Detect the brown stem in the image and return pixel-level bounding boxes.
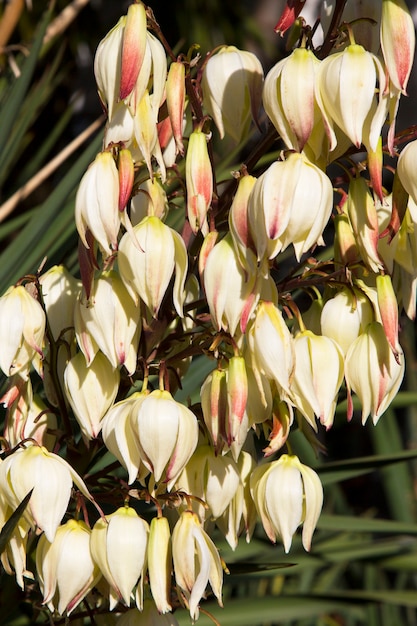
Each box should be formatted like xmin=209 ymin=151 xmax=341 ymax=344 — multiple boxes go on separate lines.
xmin=316 ymin=0 xmax=348 ymax=59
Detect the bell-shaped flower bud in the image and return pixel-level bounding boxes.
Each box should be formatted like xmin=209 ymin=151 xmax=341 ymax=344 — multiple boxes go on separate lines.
xmin=118 ymin=216 xmax=188 ymax=318
xmin=345 ymin=321 xmax=405 ymax=424
xmin=248 ymin=152 xmax=333 ymax=262
xmin=274 ymin=0 xmax=305 ymax=35
xmin=64 ymin=351 xmax=120 ymax=441
xmin=75 ymin=151 xmax=120 ymax=256
xmin=186 ymin=129 xmax=213 ymax=236
xmin=397 ymin=139 xmax=417 ymax=205
xmin=347 ymin=175 xmax=384 ymax=272
xmin=0 ymin=284 xmax=45 ymax=377
xmin=135 ymin=390 xmax=199 ymax=488
xmin=166 ymin=61 xmax=186 ymax=155
xmin=198 ymin=230 xmax=218 ymax=285
xmin=376 ymin=273 xmax=400 ymax=358
xmin=39 ymin=265 xmax=80 ymax=343
xmin=148 ymin=516 xmax=172 ymax=614
xmin=334 ymin=206 xmax=361 ymax=267
xmin=250 ymin=454 xmax=323 ymax=553
xmin=101 ymin=392 xmax=149 ymax=485
xmin=263 ymin=47 xmax=321 ymax=152
xmin=75 ymin=270 xmax=141 ymax=375
xmin=247 ymin=301 xmax=295 ymax=398
xmin=245 ymin=358 xmax=273 ymax=426
xmin=320 ymin=287 xmax=374 ymax=356
xmin=201 ymin=367 xmax=228 ymax=454
xmin=91 ymin=506 xmax=149 ymax=609
xmin=115 ymin=600 xmax=180 ymax=626
xmin=36 ymin=519 xmax=101 ymax=615
xmin=290 ymin=330 xmax=344 ymax=430
xmin=118 ymin=148 xmax=135 ymax=211
xmin=315 ymin=43 xmax=388 ymax=153
xmin=228 ymin=173 xmax=257 ymax=271
xmin=227 ymin=356 xmax=248 ymax=446
xmin=381 ymin=0 xmax=415 ymax=95
xmin=119 ymin=2 xmax=147 ymax=100
xmin=201 ymin=46 xmax=263 ymax=143
xmin=0 ymin=444 xmax=92 ymax=542
xmin=130 ymin=177 xmax=169 ymax=225
xmin=203 ymin=233 xmax=258 ymax=336
xmin=172 ymin=510 xmax=223 ymax=620
xmin=133 ymin=90 xmax=166 ymax=181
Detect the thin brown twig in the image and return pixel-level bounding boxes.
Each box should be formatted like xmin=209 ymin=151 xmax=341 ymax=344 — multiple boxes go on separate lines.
xmin=0 ymin=115 xmax=105 ymax=222
xmin=43 ymin=0 xmax=91 ymax=46
xmin=0 ymin=0 xmax=25 ymax=51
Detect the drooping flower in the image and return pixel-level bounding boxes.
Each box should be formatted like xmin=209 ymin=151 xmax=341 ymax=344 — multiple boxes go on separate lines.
xmin=248 ymin=152 xmax=333 ymax=262
xmin=201 ymin=46 xmax=263 ymax=142
xmin=250 ymin=454 xmax=323 ymax=552
xmin=290 ymin=330 xmax=344 ymax=430
xmin=0 ymin=284 xmax=45 ymax=377
xmin=75 ymin=270 xmax=141 ymax=375
xmin=90 ymin=506 xmax=149 ymax=609
xmin=320 ymin=287 xmax=374 ymax=356
xmin=185 ymin=129 xmax=213 ymax=236
xmin=315 ymin=43 xmax=388 ymax=153
xmin=344 ymin=321 xmax=405 ymax=424
xmin=64 ymin=351 xmax=120 ymax=440
xmin=75 ymin=151 xmax=120 ymax=256
xmin=0 ymin=444 xmax=92 ymax=542
xmin=263 ymin=47 xmax=321 ymax=153
xmin=172 ymin=510 xmax=223 ymax=619
xmin=36 ymin=519 xmax=101 ymax=615
xmin=118 ymin=216 xmax=188 ymax=318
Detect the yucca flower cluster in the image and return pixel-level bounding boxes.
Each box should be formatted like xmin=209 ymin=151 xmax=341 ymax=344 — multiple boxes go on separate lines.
xmin=0 ymin=0 xmax=416 ymax=623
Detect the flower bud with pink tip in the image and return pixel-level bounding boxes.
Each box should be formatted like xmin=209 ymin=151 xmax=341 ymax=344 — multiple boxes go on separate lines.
xmin=119 ymin=2 xmax=147 ymax=101
xmin=381 ymin=0 xmax=415 ymax=95
xmin=186 ymin=129 xmax=213 ymax=235
xmin=166 ymin=61 xmax=186 ymax=155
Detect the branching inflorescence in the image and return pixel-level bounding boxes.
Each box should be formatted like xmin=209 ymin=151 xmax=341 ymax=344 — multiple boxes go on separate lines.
xmin=0 ymin=0 xmax=416 ymax=623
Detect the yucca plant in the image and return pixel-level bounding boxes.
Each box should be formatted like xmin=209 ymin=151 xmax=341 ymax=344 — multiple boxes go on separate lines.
xmin=1 ymin=1 xmax=417 ymax=626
